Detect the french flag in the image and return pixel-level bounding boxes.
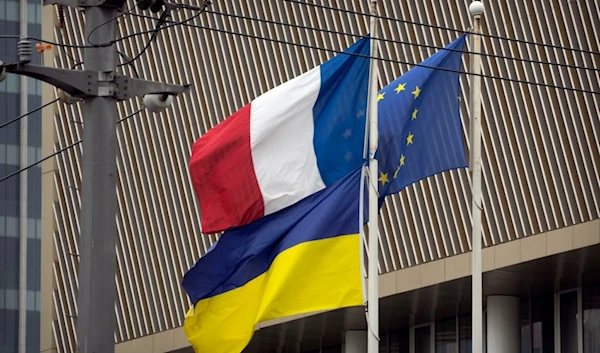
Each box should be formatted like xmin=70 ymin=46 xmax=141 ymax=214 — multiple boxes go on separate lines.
xmin=189 ymin=37 xmax=371 ymax=233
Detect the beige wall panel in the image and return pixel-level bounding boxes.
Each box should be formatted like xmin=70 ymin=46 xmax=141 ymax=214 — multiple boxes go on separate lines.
xmin=42 ymin=0 xmax=599 ymax=350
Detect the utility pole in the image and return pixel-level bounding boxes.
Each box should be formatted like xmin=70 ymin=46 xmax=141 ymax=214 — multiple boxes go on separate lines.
xmin=0 ymin=0 xmax=191 ymax=352
xmin=78 ymin=4 xmax=120 ymax=353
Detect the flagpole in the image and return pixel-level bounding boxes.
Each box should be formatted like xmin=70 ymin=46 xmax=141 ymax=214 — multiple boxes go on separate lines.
xmin=468 ymin=2 xmax=485 ymax=353
xmin=366 ymin=0 xmax=380 ymax=352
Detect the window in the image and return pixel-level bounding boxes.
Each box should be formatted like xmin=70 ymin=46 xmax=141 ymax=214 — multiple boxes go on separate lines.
xmin=26 ymin=3 xmax=35 ymax=23
xmin=522 ymin=300 xmax=531 ymax=353
xmin=4 ymin=73 xmax=19 ymax=93
xmin=5 ymin=1 xmax=18 ymax=21
xmin=436 ymin=318 xmax=457 ymax=353
xmin=559 ymin=291 xmax=578 ymax=353
xmin=532 ymin=294 xmax=554 ymax=353
xmin=415 ymin=325 xmax=432 ymax=353
xmin=0 ymin=0 xmax=6 ymax=21
xmin=459 ymin=315 xmax=472 ymax=353
xmin=389 ymin=328 xmax=409 ymax=353
xmin=583 ymin=285 xmax=600 ymax=353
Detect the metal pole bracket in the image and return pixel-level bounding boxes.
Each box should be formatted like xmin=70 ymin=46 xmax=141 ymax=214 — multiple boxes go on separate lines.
xmin=4 ymin=63 xmax=97 ymax=98
xmin=114 ymin=74 xmax=192 ymax=101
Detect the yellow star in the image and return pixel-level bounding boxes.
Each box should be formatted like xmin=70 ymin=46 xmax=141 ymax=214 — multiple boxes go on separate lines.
xmin=377 ymin=92 xmax=385 ymax=102
xmin=407 ymin=133 xmax=414 ymax=145
xmin=394 ymin=83 xmax=406 ymax=94
xmin=411 ymin=108 xmax=418 ymax=120
xmin=412 ymin=86 xmax=421 ymax=99
xmin=394 ymin=154 xmax=406 ymax=179
xmin=378 ymin=172 xmax=389 ymax=185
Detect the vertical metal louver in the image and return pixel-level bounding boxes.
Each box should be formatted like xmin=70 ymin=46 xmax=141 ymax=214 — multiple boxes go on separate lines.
xmin=46 ymin=0 xmax=599 ymax=349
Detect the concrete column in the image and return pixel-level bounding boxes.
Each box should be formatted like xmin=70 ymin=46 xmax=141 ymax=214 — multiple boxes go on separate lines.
xmin=486 ymin=295 xmax=520 ymax=353
xmin=344 ymin=330 xmax=366 ymax=353
xmin=39 ymin=5 xmax=59 ymax=353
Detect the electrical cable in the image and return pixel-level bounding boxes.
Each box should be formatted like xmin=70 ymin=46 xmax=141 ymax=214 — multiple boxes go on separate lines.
xmin=283 ymin=0 xmax=600 ymax=56
xmin=129 ymin=13 xmax=600 ymax=96
xmin=0 ymin=1 xmax=209 ymax=49
xmin=2 ymin=1 xmax=598 ymax=58
xmin=107 ymin=1 xmax=210 ymax=47
xmin=117 ymin=50 xmax=140 ymax=77
xmin=61 ymin=47 xmax=83 ymax=69
xmin=0 ymin=108 xmax=144 ymax=183
xmin=0 ymin=140 xmax=82 ymax=183
xmin=117 ymin=108 xmax=143 ymax=122
xmin=117 ymin=10 xmax=171 ymax=68
xmin=86 ymin=1 xmax=140 ymax=47
xmin=205 ymin=9 xmax=600 ymax=73
xmin=113 ymin=0 xmax=210 ymax=68
xmin=0 ymin=98 xmax=60 ymax=130
xmin=0 ymin=35 xmax=94 ymax=49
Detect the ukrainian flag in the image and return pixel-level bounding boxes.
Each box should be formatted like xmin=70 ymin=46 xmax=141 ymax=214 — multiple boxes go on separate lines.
xmin=182 ymin=168 xmax=364 ymax=353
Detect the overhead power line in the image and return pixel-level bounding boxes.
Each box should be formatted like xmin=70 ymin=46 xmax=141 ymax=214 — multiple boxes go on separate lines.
xmin=0 ymin=98 xmax=60 ymax=130
xmin=0 ymin=2 xmax=209 ymax=50
xmin=283 ymin=0 xmax=600 ymax=56
xmin=86 ymin=0 xmax=139 ymax=47
xmin=0 ymin=35 xmax=94 ymax=49
xmin=0 ymin=108 xmax=144 ymax=184
xmin=117 ymin=108 xmax=143 ymax=122
xmin=116 ymin=5 xmax=190 ymax=68
xmin=101 ymin=1 xmax=210 ymax=47
xmin=0 ymin=140 xmax=82 ymax=183
xmin=205 ymin=9 xmax=600 ymax=73
xmin=130 ymin=13 xmax=599 ymax=96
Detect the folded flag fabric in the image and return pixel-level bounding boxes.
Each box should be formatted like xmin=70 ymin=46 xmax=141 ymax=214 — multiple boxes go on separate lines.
xmin=182 ymin=168 xmax=364 ymax=353
xmin=189 ymin=37 xmax=371 ymax=234
xmin=376 ymin=34 xmax=468 ymax=200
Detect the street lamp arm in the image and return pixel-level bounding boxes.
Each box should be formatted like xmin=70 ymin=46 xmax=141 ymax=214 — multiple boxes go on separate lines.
xmin=3 ymin=63 xmax=94 ymax=97
xmin=115 ymin=74 xmax=192 ymax=101
xmin=2 ymin=62 xmax=191 ymax=101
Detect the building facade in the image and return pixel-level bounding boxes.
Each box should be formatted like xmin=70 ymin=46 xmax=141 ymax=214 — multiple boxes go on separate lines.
xmin=39 ymin=0 xmax=599 ymax=352
xmin=0 ymin=1 xmax=45 ymax=353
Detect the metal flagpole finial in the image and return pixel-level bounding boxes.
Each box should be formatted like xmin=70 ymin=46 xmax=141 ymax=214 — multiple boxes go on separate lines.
xmin=469 ymin=1 xmax=485 ymax=17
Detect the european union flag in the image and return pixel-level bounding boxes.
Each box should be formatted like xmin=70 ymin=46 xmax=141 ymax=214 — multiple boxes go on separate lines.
xmin=375 ymin=34 xmax=468 ymax=200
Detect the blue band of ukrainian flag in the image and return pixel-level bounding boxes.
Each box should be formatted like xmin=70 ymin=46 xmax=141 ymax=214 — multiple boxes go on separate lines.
xmin=182 ymin=168 xmax=364 ymax=353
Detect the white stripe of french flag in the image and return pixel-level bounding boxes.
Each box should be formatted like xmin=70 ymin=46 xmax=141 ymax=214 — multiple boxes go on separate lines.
xmin=189 ymin=37 xmax=371 ymax=233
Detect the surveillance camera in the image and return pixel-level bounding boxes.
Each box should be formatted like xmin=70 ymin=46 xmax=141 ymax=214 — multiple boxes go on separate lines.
xmin=143 ymin=93 xmax=173 ymax=113
xmin=0 ymin=61 xmax=7 ymax=83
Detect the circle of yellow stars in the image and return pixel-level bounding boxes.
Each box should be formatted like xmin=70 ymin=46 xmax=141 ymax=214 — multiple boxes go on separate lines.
xmin=376 ymin=83 xmax=422 ymax=187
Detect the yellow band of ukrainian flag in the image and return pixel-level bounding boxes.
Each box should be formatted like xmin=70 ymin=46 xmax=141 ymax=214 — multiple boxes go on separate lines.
xmin=182 ymin=168 xmax=364 ymax=353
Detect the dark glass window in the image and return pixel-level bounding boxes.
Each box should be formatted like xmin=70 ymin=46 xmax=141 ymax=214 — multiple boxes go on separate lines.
xmin=388 ymin=328 xmax=409 ymax=353
xmin=436 ymin=317 xmax=457 ymax=353
xmin=1 ymin=308 xmax=18 ymax=347
xmin=25 ymin=310 xmax=40 ymax=353
xmin=459 ymin=314 xmax=471 ymax=353
xmin=415 ymin=325 xmax=431 ymax=353
xmin=560 ymin=291 xmax=578 ymax=353
xmin=532 ymin=294 xmax=554 ymax=353
xmin=584 ymin=284 xmax=600 ymax=353
xmin=521 ymin=300 xmax=531 ymax=353
xmin=26 ymin=239 xmax=40 ymax=291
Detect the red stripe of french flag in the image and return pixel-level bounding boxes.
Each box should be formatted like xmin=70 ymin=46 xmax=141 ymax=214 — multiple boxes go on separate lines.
xmin=189 ymin=67 xmax=325 ymax=233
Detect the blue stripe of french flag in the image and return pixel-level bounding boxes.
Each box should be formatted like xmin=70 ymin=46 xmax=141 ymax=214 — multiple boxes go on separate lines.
xmin=189 ymin=37 xmax=371 ymax=233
